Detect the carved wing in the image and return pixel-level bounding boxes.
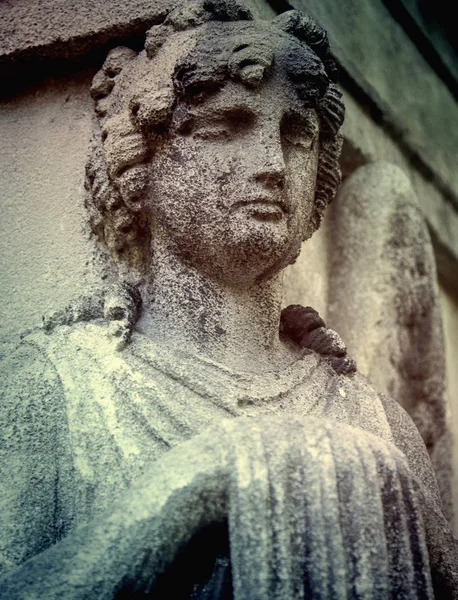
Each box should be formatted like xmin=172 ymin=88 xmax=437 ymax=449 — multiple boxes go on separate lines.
xmin=327 ymin=162 xmax=453 ymax=519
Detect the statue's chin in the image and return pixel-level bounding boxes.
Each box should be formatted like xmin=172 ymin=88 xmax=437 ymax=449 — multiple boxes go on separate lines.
xmin=181 ymin=238 xmax=301 ymax=287
xmin=155 ymin=213 xmax=304 ymax=286
xmin=218 ymin=213 xmax=306 ymax=282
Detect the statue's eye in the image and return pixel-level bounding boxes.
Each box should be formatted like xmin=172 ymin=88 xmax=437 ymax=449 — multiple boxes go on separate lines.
xmin=192 ymin=124 xmax=231 ymax=141
xmin=281 ymin=114 xmax=318 ymax=150
xmin=282 ymin=132 xmax=310 ymax=149
xmin=190 ymin=109 xmax=254 ymax=141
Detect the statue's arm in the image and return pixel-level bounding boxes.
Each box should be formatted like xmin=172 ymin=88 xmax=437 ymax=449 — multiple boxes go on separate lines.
xmin=379 ymin=392 xmax=458 ymax=595
xmin=0 ymin=425 xmax=230 ymax=599
xmin=0 ymin=341 xmax=71 ymax=575
xmin=379 ymin=392 xmax=443 ymax=506
xmin=1 ymin=414 xmax=457 ymax=599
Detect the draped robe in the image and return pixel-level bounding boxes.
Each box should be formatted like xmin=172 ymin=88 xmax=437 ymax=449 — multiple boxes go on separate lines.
xmin=1 ymin=321 xmax=457 ymax=598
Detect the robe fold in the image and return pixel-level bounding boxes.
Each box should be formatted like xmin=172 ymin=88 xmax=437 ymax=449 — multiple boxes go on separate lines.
xmin=1 ymin=321 xmax=456 ymax=598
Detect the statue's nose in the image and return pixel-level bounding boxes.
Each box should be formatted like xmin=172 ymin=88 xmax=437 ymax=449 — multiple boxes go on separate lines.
xmin=250 ymin=129 xmax=286 ymax=190
xmin=254 ymin=167 xmax=286 ymax=190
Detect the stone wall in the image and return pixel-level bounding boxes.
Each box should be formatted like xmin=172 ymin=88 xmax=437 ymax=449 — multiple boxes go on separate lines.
xmin=0 ymin=72 xmax=96 ymax=352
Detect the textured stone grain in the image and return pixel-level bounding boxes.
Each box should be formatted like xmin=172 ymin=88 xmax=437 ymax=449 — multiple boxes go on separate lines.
xmin=328 ymin=162 xmax=454 ymax=519
xmin=0 ymin=71 xmax=101 ymax=353
xmin=288 ymin=0 xmax=458 ymax=209
xmin=1 ymin=2 xmax=456 ymax=596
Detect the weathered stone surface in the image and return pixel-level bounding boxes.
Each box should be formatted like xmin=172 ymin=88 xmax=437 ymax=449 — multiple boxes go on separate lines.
xmin=328 ymin=162 xmax=454 ymax=520
xmin=0 ymin=1 xmax=170 ymax=67
xmin=0 ymin=70 xmax=99 ymax=354
xmin=288 ymin=0 xmax=458 ymax=211
xmin=441 ymin=286 xmax=458 ymax=533
xmin=341 ymin=89 xmax=458 ymax=290
xmin=1 ymin=1 xmax=456 ymax=597
xmin=0 ymin=0 xmax=275 ymax=81
xmin=1 ymin=415 xmax=456 ymax=598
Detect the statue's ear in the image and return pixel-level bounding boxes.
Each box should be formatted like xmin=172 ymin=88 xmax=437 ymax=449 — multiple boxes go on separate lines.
xmin=90 ymin=46 xmax=137 ymax=118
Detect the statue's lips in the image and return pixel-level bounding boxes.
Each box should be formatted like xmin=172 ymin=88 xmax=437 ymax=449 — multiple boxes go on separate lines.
xmin=231 ymin=199 xmax=286 ymax=221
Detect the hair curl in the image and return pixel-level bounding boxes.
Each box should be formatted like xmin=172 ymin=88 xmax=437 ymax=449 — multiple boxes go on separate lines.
xmin=85 ymin=0 xmax=345 ymax=282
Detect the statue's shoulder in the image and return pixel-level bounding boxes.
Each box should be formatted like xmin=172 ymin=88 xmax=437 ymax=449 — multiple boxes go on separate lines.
xmin=30 ymin=320 xmax=119 ymax=365
xmin=31 ymin=319 xmax=109 ymax=349
xmin=0 ymin=328 xmax=62 ymax=401
xmin=323 ymin=369 xmax=444 ymax=509
xmin=378 ymin=392 xmax=444 ymax=504
xmin=319 ymin=366 xmax=393 ymax=440
xmin=0 ymin=327 xmax=82 ymax=574
xmin=0 ymin=321 xmax=116 ymax=400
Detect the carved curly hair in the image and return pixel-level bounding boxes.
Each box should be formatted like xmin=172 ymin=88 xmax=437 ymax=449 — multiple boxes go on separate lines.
xmin=85 ymin=0 xmax=345 ymax=283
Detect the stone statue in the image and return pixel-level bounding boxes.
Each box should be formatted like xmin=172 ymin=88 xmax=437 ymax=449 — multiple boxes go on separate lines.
xmin=1 ymin=1 xmax=457 ymax=598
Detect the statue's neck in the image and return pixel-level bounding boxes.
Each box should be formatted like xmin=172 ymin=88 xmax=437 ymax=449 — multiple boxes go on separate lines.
xmin=137 ymin=243 xmax=299 ymax=374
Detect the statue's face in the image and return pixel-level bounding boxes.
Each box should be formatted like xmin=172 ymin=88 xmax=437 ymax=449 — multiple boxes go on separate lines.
xmin=148 ymin=69 xmax=319 ymax=285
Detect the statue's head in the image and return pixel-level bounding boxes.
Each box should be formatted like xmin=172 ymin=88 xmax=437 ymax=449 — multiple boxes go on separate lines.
xmin=85 ymin=0 xmax=344 ymax=285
